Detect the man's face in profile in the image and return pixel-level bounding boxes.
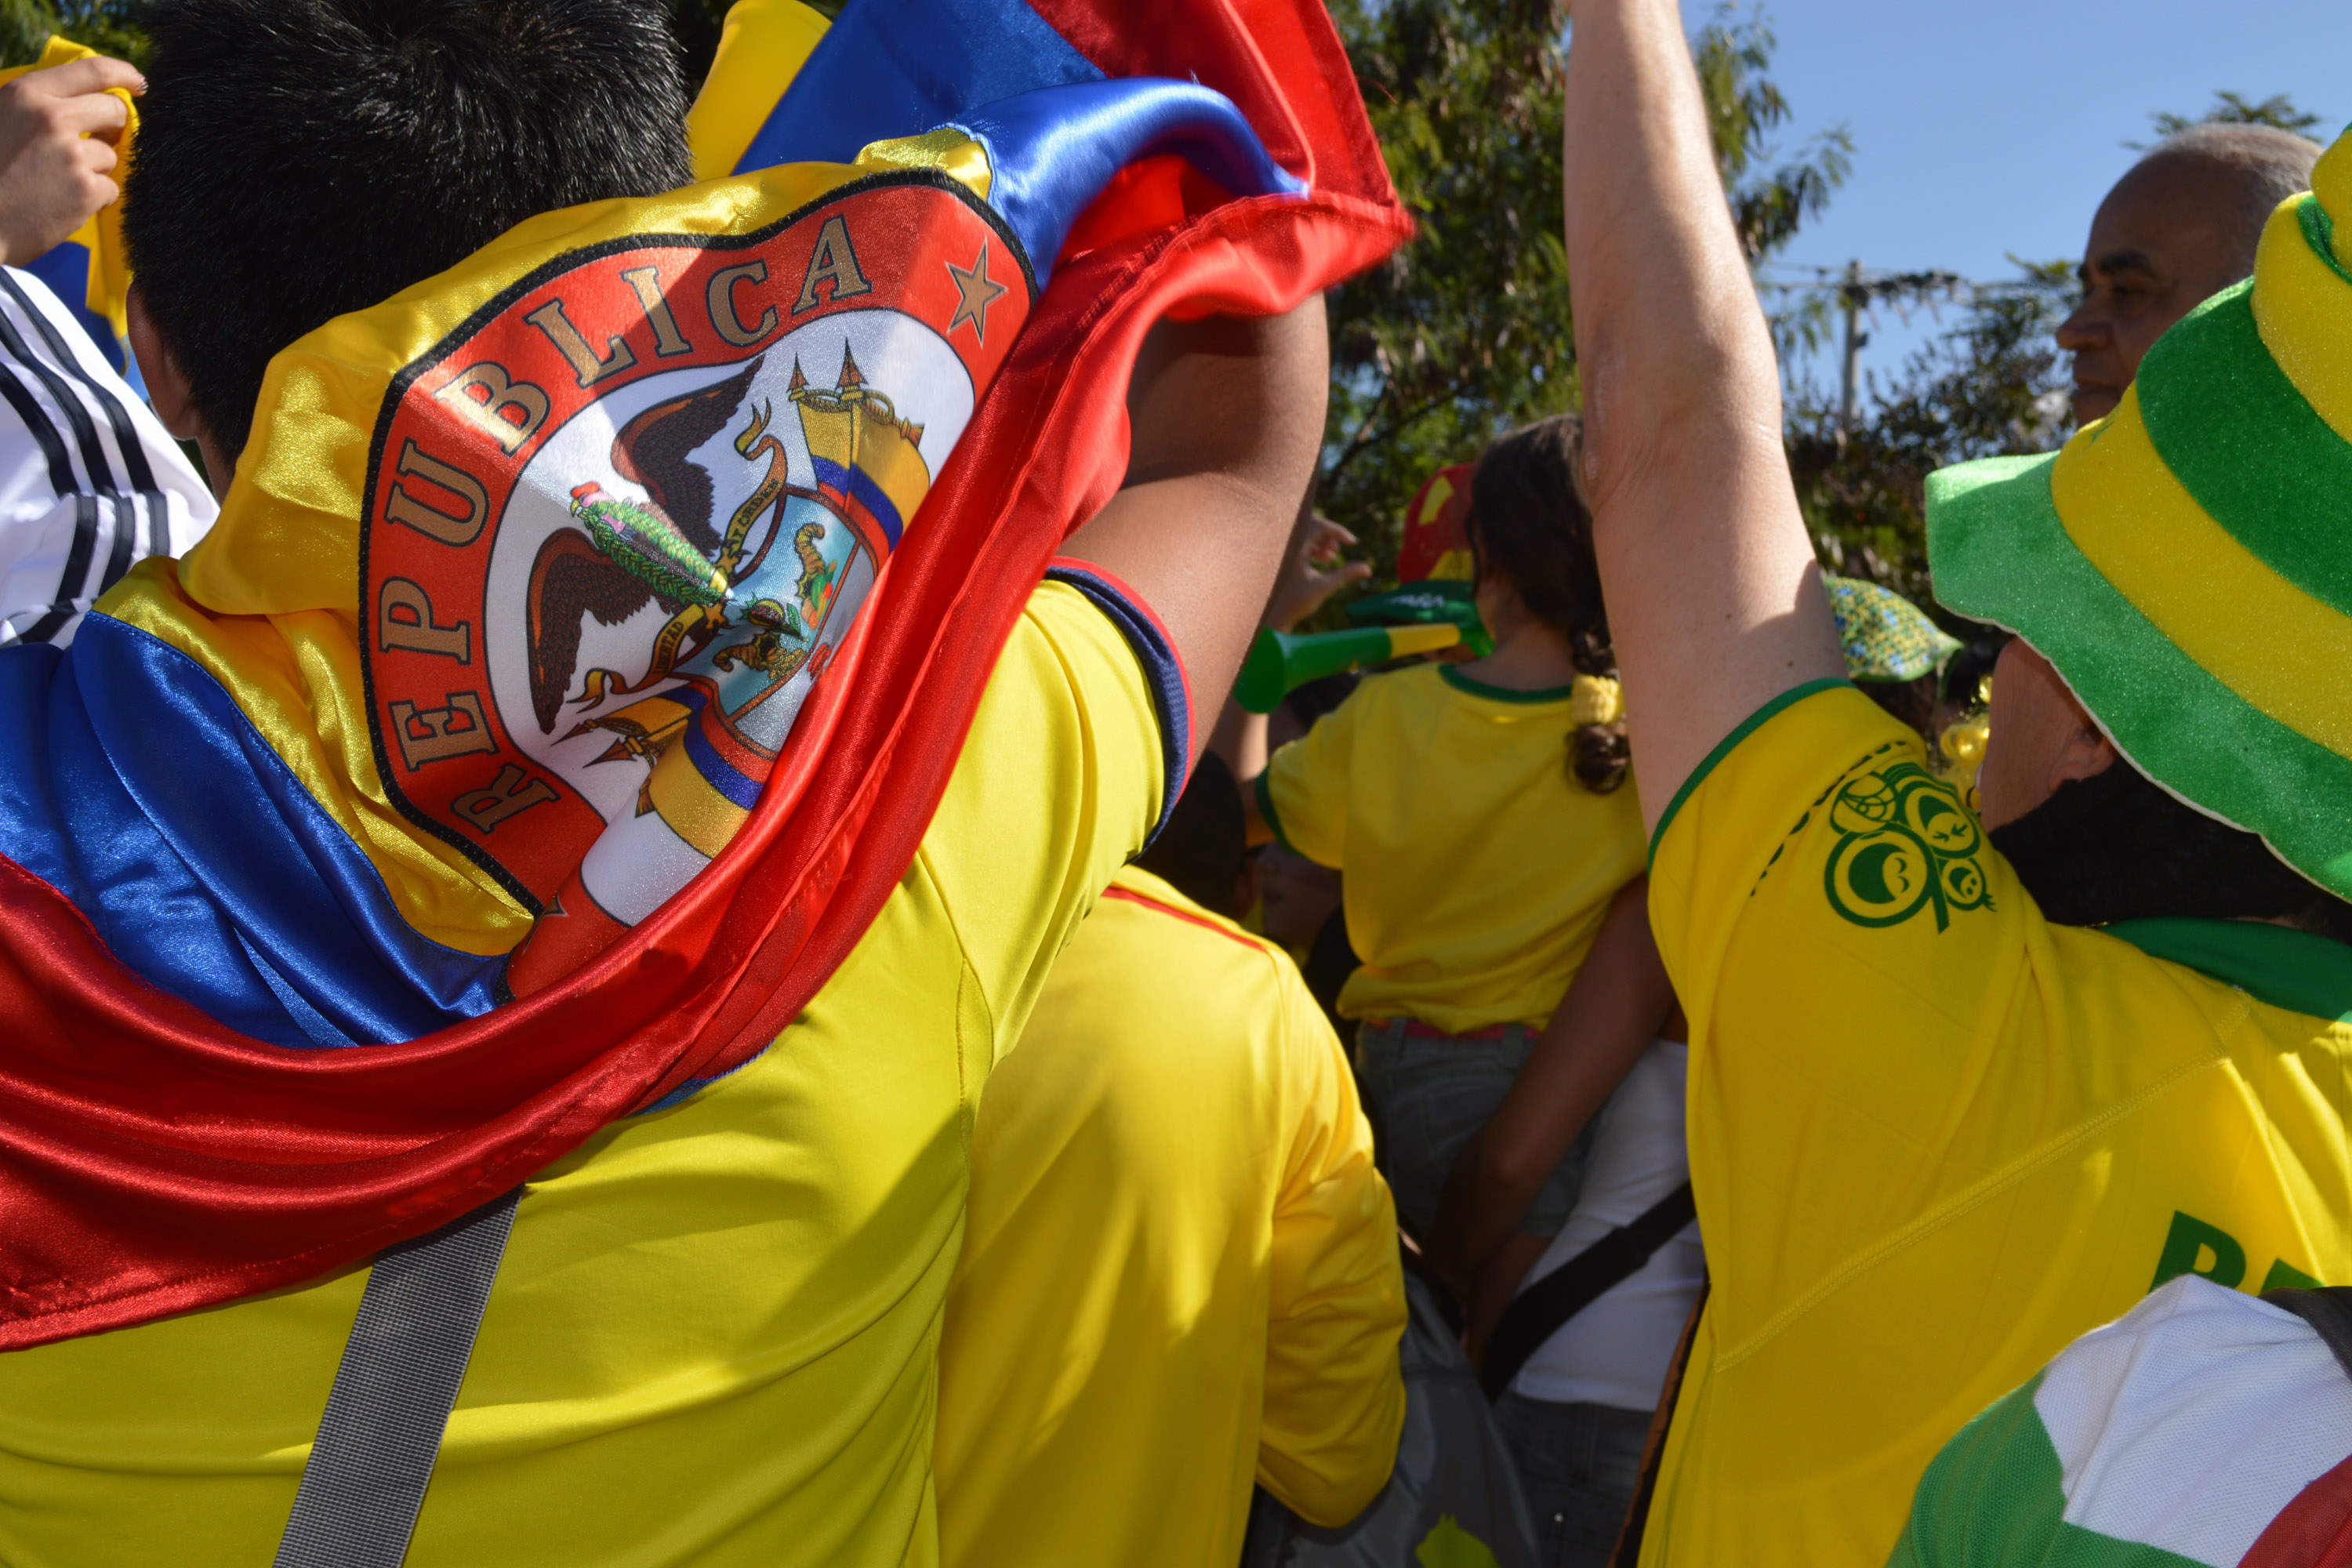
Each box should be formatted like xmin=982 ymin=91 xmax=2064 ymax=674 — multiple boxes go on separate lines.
xmin=2055 ymin=156 xmax=2259 ymax=427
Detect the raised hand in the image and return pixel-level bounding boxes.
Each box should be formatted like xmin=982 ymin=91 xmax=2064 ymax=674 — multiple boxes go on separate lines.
xmin=1265 ymin=513 xmax=1372 ymax=633
xmin=0 ymin=55 xmax=142 ymax=269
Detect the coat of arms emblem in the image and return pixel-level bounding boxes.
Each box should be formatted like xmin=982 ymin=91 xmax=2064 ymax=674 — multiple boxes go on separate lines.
xmin=358 ymin=174 xmax=1030 ymax=988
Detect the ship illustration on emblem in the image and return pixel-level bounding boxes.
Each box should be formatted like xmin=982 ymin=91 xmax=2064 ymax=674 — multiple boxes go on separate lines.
xmin=521 ymin=344 xmax=929 ymax=820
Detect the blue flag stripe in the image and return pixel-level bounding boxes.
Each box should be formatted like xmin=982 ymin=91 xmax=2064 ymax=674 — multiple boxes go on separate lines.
xmin=0 ymin=615 xmax=503 ymax=1048
xmin=733 ymin=0 xmax=1103 ymax=176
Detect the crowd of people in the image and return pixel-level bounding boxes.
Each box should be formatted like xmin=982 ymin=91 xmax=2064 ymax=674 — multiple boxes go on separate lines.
xmin=0 ymin=0 xmax=2348 ymax=1565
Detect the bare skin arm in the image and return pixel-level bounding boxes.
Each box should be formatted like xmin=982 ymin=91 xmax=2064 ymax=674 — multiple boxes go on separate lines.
xmin=1564 ymin=0 xmax=1842 ymax=830
xmin=1061 ymin=298 xmax=1330 ymax=775
xmin=1430 ymin=877 xmax=1678 ymax=1321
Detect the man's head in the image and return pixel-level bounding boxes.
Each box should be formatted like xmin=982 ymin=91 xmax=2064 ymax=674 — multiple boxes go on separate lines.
xmin=122 ymin=0 xmax=695 ymax=488
xmin=2057 ymin=124 xmax=2321 ymax=426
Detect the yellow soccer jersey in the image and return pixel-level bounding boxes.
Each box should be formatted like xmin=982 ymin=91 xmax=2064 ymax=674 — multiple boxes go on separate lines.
xmin=935 ymin=864 xmax=1406 ymax=1568
xmin=1641 ymin=681 xmax=2352 ymax=1568
xmin=0 ymin=581 xmax=1176 ymax=1568
xmin=1258 ymin=662 xmax=1646 ymax=1033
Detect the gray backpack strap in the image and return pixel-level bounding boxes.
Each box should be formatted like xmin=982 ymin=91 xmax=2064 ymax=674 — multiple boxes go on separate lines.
xmin=2263 ymin=1285 xmax=2352 ymax=1385
xmin=274 ymin=1189 xmax=521 ymax=1568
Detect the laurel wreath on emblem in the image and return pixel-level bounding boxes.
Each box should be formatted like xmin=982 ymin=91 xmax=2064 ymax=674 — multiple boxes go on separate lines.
xmin=1822 ymin=761 xmax=1991 ymax=931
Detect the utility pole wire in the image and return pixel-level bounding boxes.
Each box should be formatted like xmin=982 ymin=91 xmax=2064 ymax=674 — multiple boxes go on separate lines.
xmin=1838 ymin=260 xmax=1866 ymax=434
xmin=1755 ymin=260 xmax=2069 ymax=430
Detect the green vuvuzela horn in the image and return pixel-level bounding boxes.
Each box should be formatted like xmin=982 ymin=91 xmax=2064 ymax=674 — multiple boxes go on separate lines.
xmin=1234 ymin=622 xmax=1467 ymax=713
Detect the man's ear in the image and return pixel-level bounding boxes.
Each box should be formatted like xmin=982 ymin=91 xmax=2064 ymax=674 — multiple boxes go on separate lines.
xmin=127 ymin=285 xmax=226 ymax=496
xmin=126 ymin=285 xmax=194 ymax=436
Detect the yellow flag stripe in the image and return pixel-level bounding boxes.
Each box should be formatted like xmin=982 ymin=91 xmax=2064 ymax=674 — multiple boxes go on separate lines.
xmin=645 ymin=745 xmax=750 ymax=859
xmin=686 ymin=0 xmax=833 ymax=182
xmin=100 ymin=559 xmax=537 ymax=953
xmin=851 ymin=128 xmax=993 ymax=199
xmin=2052 ymin=386 xmax=2352 ymax=762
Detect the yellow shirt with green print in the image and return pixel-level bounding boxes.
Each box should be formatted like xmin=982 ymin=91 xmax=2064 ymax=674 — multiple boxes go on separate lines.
xmin=1639 ymin=681 xmax=2352 ymax=1568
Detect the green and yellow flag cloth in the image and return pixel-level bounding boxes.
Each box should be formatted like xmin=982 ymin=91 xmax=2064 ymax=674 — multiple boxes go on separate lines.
xmin=1824 ymin=574 xmax=1960 ymax=685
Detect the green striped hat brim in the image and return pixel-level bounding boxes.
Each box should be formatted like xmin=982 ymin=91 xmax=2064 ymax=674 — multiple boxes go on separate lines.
xmin=1925 ymin=451 xmax=2352 ymax=901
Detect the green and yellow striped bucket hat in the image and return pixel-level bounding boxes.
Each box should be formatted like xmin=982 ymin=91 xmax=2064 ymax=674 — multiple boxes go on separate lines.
xmin=1927 ymin=126 xmax=2352 ymax=899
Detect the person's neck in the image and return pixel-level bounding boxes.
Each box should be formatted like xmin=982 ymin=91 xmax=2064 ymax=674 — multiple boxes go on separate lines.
xmin=1455 ymin=616 xmax=1580 ymax=692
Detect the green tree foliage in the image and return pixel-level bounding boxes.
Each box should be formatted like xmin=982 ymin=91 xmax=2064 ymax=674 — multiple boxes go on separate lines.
xmin=2151 ymin=90 xmax=2325 ymax=139
xmin=1316 ymin=2 xmax=1849 ymax=601
xmin=1316 ymin=0 xmax=1570 ymax=599
xmin=1784 ymin=263 xmax=2071 ymax=604
xmin=0 ymin=0 xmax=154 ymax=69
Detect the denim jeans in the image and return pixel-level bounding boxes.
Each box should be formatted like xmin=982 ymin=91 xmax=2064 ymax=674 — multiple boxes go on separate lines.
xmin=1490 ymin=1395 xmax=1651 ymax=1568
xmin=1355 ymin=1019 xmax=1592 ymax=1245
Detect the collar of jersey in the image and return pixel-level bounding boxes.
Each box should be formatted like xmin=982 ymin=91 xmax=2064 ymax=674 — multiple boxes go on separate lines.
xmin=1438 ymin=666 xmax=1578 ymax=704
xmin=2104 ymin=916 xmax=2352 ymax=1023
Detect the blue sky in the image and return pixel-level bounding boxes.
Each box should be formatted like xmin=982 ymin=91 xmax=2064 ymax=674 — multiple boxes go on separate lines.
xmin=1706 ymin=0 xmax=2343 ymax=399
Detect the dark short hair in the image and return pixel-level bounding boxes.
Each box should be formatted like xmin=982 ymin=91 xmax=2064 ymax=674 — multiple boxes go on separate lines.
xmin=1134 ymin=751 xmax=1247 ymax=915
xmin=123 ymin=0 xmax=695 ymax=463
xmin=1991 ymin=753 xmax=2352 ymax=942
xmin=1465 ymin=415 xmax=1628 ymax=793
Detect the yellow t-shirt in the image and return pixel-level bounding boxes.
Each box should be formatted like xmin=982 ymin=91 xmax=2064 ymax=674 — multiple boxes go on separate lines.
xmin=1642 ymin=681 xmax=2352 ymax=1568
xmin=1258 ymin=663 xmax=1646 ymax=1033
xmin=935 ymin=865 xmax=1406 ymax=1568
xmin=0 ymin=582 xmax=1170 ymax=1568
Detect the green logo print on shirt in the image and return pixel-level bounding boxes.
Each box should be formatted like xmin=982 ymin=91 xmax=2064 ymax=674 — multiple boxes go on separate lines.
xmin=1824 ymin=763 xmax=1991 ymax=931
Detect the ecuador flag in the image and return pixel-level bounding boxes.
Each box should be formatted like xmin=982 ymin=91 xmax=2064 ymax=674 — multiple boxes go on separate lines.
xmin=0 ymin=0 xmax=1406 ymax=1347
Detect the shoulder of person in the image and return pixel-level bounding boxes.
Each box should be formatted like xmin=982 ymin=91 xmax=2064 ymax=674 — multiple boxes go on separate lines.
xmin=1105 ymin=862 xmax=1287 ymax=967
xmin=1914 ymin=1276 xmax=2352 ymax=1567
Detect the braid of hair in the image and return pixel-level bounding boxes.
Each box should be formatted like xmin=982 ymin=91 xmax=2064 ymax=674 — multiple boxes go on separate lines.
xmin=1566 ymin=637 xmax=1629 ymax=794
xmin=1464 ymin=415 xmax=1628 ymax=793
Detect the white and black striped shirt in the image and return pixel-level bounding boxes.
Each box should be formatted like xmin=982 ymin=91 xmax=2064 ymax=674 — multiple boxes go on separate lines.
xmin=0 ymin=267 xmax=215 ymax=648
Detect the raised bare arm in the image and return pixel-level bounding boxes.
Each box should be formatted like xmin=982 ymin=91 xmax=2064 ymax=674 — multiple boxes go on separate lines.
xmin=1564 ymin=0 xmax=1841 ymax=828
xmin=1062 ymin=299 xmax=1330 ymax=772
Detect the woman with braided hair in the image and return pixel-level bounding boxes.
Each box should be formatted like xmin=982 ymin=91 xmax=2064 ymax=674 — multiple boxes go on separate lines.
xmin=1240 ymin=414 xmax=1658 ymax=1272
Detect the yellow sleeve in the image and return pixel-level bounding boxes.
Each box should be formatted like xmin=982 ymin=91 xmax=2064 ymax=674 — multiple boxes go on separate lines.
xmin=920 ymin=579 xmax=1171 ymax=1071
xmin=1255 ymin=960 xmax=1408 ymax=1524
xmin=1261 ymin=688 xmax=1359 ymax=869
xmin=1648 ymin=681 xmax=2050 ymax=1347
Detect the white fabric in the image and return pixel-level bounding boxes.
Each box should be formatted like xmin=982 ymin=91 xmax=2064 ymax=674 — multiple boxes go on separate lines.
xmin=2038 ymin=1274 xmax=2352 ymax=1564
xmin=1508 ymin=1039 xmax=1704 ymax=1410
xmin=0 ymin=267 xmax=214 ymax=648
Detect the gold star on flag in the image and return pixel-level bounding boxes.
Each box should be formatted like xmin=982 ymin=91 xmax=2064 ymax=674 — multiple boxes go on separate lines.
xmin=946 ymin=244 xmax=1007 ymax=344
